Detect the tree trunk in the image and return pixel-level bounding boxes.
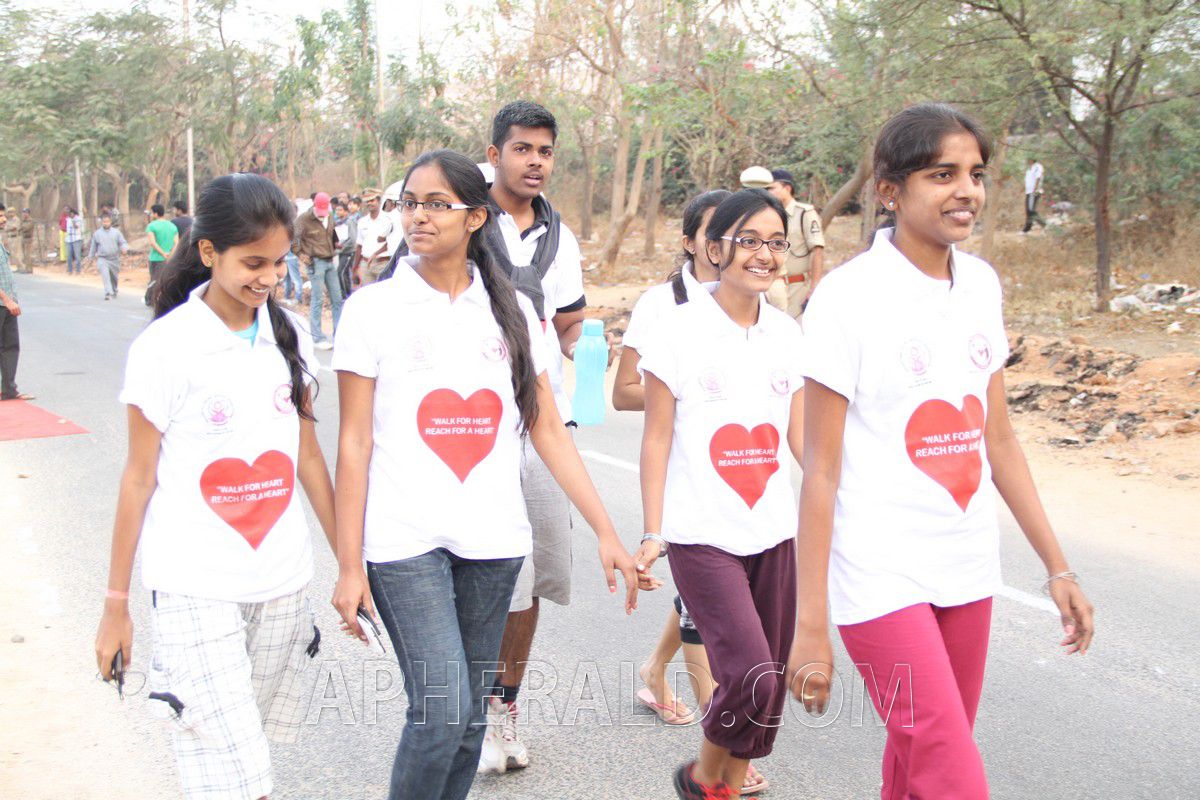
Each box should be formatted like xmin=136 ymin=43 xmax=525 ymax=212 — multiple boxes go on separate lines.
xmin=642 ymin=127 xmax=665 ymax=258
xmin=287 ymin=127 xmax=298 ymax=199
xmin=579 ymin=139 xmax=595 ymax=241
xmin=116 ymin=173 xmax=131 ymax=237
xmin=820 ymin=140 xmax=873 ymax=230
xmin=979 ymin=131 xmax=1012 ymax=265
xmin=1093 ymin=117 xmax=1115 ymax=311
xmin=600 ymin=125 xmax=655 ymax=269
xmin=859 ymin=178 xmax=876 ymax=244
xmin=608 ymin=115 xmax=633 ymax=223
xmin=89 ymin=167 xmax=99 ymax=224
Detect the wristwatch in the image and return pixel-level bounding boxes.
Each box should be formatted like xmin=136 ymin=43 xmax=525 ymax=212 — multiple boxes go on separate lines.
xmin=641 ymin=533 xmax=668 ymax=557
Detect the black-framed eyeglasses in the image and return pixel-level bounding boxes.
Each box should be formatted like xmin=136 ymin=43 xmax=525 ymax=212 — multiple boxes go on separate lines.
xmin=399 ymin=199 xmax=473 ymax=214
xmin=720 ymin=235 xmax=791 ymax=253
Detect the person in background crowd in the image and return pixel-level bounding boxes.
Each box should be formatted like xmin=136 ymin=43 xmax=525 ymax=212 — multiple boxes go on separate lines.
xmin=0 ymin=206 xmax=33 ymax=401
xmin=292 ymin=191 xmax=342 ymax=351
xmin=145 ymin=204 xmax=180 ymax=306
xmin=351 ymin=189 xmax=392 ymax=287
xmin=171 ymin=200 xmax=193 ymax=242
xmin=65 ymin=206 xmax=84 ymax=275
xmin=88 ymin=212 xmax=129 ymax=300
xmin=334 ymin=201 xmax=356 ymax=298
xmin=1022 ymin=156 xmax=1046 ymax=233
xmin=767 ymin=168 xmax=826 ymax=320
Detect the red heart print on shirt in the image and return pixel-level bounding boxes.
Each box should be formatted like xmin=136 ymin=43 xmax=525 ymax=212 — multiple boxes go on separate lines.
xmin=199 ymin=450 xmax=295 ymax=549
xmin=417 ymin=389 xmax=503 ymax=482
xmin=709 ymin=423 xmax=781 ymax=509
xmin=904 ymin=396 xmax=985 ymax=511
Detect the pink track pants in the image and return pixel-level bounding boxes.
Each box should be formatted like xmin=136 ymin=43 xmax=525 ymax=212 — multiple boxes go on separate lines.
xmin=838 ymin=598 xmax=993 ymax=800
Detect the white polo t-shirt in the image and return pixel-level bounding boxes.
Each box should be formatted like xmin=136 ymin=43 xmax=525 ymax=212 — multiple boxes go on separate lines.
xmin=495 ymin=210 xmax=586 ymax=421
xmin=119 ymin=283 xmax=319 ymax=603
xmin=332 ymin=257 xmax=549 ymax=562
xmin=356 ymin=211 xmax=393 ymax=260
xmin=638 ymin=285 xmax=805 ymax=556
xmin=802 ymin=228 xmax=1009 ymax=625
xmin=622 ymin=267 xmax=702 ymax=353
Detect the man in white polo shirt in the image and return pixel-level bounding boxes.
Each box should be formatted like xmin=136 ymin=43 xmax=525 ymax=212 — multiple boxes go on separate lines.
xmin=1022 ymin=156 xmax=1045 ymax=233
xmin=351 ymin=189 xmax=393 ymax=287
xmin=477 ymin=100 xmax=605 ymax=775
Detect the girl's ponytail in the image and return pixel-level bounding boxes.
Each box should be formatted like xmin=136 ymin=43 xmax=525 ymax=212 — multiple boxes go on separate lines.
xmin=152 ymin=240 xmax=209 ymax=318
xmin=469 ymin=229 xmax=539 ymax=433
xmin=266 ymin=299 xmax=317 ymax=422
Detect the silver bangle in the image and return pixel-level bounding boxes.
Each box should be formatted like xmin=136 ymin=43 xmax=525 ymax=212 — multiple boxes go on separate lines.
xmin=1042 ymin=570 xmax=1079 ymax=596
xmin=641 ymin=533 xmax=668 ymax=556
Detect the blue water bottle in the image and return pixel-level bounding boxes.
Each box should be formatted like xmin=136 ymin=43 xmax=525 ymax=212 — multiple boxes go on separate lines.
xmin=572 ymin=319 xmax=609 ymax=426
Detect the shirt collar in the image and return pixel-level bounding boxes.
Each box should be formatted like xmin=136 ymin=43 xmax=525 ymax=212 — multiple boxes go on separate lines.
xmin=869 ymin=227 xmax=959 ymax=292
xmin=692 ymin=280 xmax=775 ymax=339
xmin=185 ymin=281 xmax=277 ymax=352
xmin=392 ymin=256 xmax=490 ymax=308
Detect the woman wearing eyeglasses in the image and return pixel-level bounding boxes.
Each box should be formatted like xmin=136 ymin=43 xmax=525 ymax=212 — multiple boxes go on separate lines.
xmin=330 ymin=149 xmax=643 ymax=800
xmin=635 ymin=189 xmax=806 ymax=800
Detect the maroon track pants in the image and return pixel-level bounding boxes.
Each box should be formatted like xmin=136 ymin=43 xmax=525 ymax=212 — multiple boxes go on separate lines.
xmin=669 ymin=538 xmax=796 ymax=759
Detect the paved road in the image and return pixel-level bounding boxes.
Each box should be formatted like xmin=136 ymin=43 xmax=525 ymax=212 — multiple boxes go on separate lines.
xmin=2 ymin=273 xmax=1198 ymax=799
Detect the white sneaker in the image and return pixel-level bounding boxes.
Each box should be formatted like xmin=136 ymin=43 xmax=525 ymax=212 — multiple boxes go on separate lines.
xmin=493 ymin=698 xmax=529 ymax=770
xmin=477 ymin=717 xmax=507 ymax=774
xmin=313 ymin=340 xmax=333 ymax=351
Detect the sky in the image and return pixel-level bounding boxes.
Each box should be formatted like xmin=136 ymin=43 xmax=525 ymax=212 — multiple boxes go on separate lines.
xmin=12 ymin=0 xmax=483 ymax=71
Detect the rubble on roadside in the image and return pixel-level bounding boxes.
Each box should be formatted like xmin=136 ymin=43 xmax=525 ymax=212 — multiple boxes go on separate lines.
xmin=1006 ymin=335 xmax=1200 ymax=446
xmin=1109 ymin=282 xmax=1200 ymax=316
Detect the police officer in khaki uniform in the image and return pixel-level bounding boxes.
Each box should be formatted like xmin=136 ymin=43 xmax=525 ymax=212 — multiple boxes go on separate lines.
xmin=738 ymin=165 xmax=790 ymax=312
xmin=767 ymin=169 xmax=825 ymax=320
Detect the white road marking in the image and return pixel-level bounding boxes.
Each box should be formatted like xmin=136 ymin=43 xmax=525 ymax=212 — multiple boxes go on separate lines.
xmin=579 ymin=450 xmax=1060 ymax=617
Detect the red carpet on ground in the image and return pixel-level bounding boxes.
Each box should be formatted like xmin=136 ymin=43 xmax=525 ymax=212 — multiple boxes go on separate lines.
xmin=0 ymin=400 xmax=89 ymax=442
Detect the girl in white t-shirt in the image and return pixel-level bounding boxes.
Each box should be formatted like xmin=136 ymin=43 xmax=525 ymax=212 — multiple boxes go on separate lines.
xmin=330 ymin=150 xmax=647 ymax=800
xmin=614 ymin=189 xmax=771 ymax=792
xmin=637 ymin=189 xmax=805 ymax=799
xmin=95 ymin=173 xmax=337 ymax=800
xmin=790 ymin=104 xmax=1095 ymax=799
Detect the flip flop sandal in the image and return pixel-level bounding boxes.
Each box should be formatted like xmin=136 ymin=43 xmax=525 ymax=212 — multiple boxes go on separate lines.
xmin=636 ymin=687 xmax=695 ymax=725
xmin=743 ymin=763 xmax=769 ymax=794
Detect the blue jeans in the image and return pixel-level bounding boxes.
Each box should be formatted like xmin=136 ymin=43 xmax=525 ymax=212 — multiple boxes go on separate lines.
xmin=66 ymin=240 xmax=83 ymax=274
xmin=283 ymin=252 xmax=302 ymax=301
xmin=307 ymin=257 xmax=343 ymax=342
xmin=368 ymin=550 xmax=524 ymax=800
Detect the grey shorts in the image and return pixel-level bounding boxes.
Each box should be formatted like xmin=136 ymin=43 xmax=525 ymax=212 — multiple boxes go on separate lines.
xmin=509 ymin=433 xmax=573 ymax=611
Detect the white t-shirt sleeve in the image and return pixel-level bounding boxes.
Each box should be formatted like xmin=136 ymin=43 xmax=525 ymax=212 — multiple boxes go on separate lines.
xmin=622 ymin=286 xmax=660 ymax=353
xmin=637 ymin=324 xmax=683 ymax=399
xmin=331 ymin=292 xmax=379 ymax=378
xmin=286 ymin=309 xmax=320 ymax=386
xmin=799 ymin=278 xmax=860 ymax=402
xmin=786 ymin=323 xmax=807 ymax=394
xmin=118 ymin=333 xmax=183 ymax=432
xmin=983 ymin=266 xmax=1011 ymax=373
xmin=517 ymin=292 xmax=550 ymax=377
xmin=552 ymin=225 xmax=586 ymax=312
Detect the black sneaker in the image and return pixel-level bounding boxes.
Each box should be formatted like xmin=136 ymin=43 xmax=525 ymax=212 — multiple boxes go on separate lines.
xmin=674 ymin=761 xmax=732 ymax=800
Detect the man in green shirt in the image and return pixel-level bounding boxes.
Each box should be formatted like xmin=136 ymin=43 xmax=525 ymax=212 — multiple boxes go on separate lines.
xmin=0 ymin=206 xmax=33 ymax=400
xmin=144 ymin=203 xmax=179 ymax=306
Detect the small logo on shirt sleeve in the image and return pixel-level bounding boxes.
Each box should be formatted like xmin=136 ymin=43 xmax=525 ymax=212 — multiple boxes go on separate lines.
xmin=968 ymin=334 xmax=992 ymax=370
xmin=482 ymin=335 xmax=509 ymax=362
xmin=274 ymin=383 xmax=295 ymax=414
